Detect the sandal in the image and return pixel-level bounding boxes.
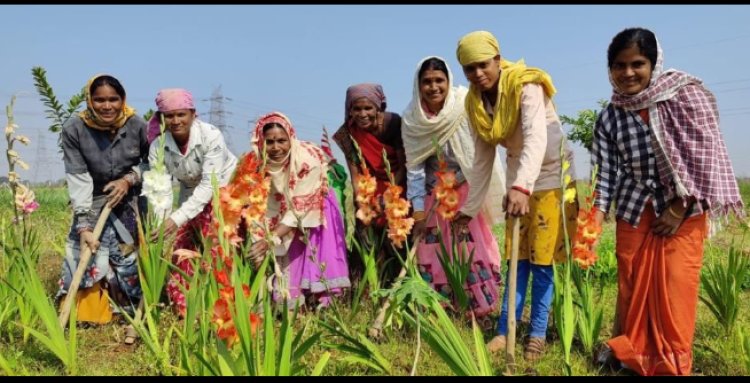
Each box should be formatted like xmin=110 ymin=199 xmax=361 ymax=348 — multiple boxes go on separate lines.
xmin=487 ymin=335 xmax=507 ymax=354
xmin=123 ymin=324 xmax=138 ymax=346
xmin=524 ymin=336 xmax=546 ymax=361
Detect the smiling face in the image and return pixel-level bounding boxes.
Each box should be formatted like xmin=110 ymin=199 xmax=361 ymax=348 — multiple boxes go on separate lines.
xmin=419 ymin=68 xmax=449 ymax=114
xmin=163 ymin=109 xmax=195 ymax=144
xmin=90 ymin=84 xmax=123 ymax=124
xmin=349 ymin=98 xmax=379 ymax=131
xmin=462 ymin=56 xmax=501 ymax=92
xmin=610 ymin=44 xmax=653 ymax=95
xmin=263 ymin=124 xmax=291 ymax=162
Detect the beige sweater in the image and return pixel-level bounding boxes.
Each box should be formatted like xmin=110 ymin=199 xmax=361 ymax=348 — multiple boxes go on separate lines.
xmin=462 ymin=83 xmax=575 ymax=217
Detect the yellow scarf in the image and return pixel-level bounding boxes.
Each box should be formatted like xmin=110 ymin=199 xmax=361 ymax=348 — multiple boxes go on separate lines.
xmin=79 ymin=74 xmax=135 ymax=133
xmin=465 ymin=59 xmax=556 ymax=145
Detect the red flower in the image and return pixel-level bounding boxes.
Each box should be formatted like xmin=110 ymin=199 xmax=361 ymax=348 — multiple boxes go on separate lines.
xmin=249 ymin=313 xmax=261 ymax=336
xmin=214 ymin=268 xmax=230 ymax=287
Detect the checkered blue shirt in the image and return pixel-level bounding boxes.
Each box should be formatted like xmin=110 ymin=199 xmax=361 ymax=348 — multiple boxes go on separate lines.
xmin=592 ymin=104 xmax=670 ymax=227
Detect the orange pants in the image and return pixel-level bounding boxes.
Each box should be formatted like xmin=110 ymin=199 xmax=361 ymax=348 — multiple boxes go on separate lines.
xmin=608 ymin=205 xmax=707 ymax=376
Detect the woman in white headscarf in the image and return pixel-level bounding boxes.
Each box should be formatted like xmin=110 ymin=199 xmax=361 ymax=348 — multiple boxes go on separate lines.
xmin=402 ymin=56 xmax=506 ymax=321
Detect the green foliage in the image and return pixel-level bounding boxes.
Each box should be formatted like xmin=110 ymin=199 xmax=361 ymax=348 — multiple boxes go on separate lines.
xmin=700 ymin=239 xmax=749 ymax=335
xmin=404 ymin=294 xmax=494 ymax=376
xmin=319 ymin=311 xmax=392 ymax=374
xmin=435 ymin=228 xmax=474 ymax=312
xmin=738 ymin=328 xmax=750 ymax=374
xmin=6 ymin=224 xmax=77 ymax=375
xmin=590 ymin=235 xmax=618 ymax=284
xmin=572 ymin=267 xmax=604 ymax=355
xmin=143 ymin=109 xmax=155 ymax=122
xmin=552 ymin=262 xmax=575 ymax=376
xmin=135 ymin=212 xmax=172 ymax=309
xmin=560 ymin=99 xmax=608 ymax=153
xmin=350 ymin=227 xmax=383 ymax=308
xmin=30 ymin=67 xmax=85 ymax=141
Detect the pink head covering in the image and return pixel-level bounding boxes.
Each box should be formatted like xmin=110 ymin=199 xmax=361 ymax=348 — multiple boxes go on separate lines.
xmin=345 ymin=83 xmax=386 ymax=121
xmin=147 ymin=88 xmax=196 ymax=144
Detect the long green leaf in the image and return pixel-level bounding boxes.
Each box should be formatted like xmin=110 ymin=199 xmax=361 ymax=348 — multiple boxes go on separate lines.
xmin=311 ymin=351 xmax=330 ymax=376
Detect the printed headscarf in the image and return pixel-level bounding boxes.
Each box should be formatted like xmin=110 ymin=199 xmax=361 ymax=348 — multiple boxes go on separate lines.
xmin=79 ymin=74 xmax=135 ymax=133
xmin=251 ymin=112 xmax=329 ymax=229
xmin=456 ymin=31 xmax=556 ymax=145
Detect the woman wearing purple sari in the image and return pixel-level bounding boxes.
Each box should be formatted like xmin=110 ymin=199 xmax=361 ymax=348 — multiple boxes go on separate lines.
xmin=247 ymin=112 xmax=350 ymax=309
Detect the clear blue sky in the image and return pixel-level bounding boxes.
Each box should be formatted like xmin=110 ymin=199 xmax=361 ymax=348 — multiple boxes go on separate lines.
xmin=2 ymin=5 xmax=749 ymax=183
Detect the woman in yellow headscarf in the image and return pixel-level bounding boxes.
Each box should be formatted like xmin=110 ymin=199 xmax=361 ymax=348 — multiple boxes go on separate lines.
xmin=453 ymin=31 xmax=577 ymax=361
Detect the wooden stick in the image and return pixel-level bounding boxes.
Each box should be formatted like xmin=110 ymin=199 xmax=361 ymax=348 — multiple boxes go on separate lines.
xmin=505 ymin=217 xmax=520 ymax=375
xmin=58 ymin=204 xmax=113 ymax=328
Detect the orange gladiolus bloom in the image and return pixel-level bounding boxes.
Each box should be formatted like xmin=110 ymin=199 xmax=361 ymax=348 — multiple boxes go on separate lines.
xmin=385 ymin=198 xmax=410 ymax=220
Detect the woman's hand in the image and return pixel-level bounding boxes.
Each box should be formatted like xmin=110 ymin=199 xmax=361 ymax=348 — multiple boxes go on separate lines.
xmin=248 ymin=239 xmax=269 ymax=268
xmin=504 ymin=189 xmax=530 ymax=217
xmin=150 ymin=218 xmax=178 ymax=242
xmin=80 ymin=230 xmax=100 ymax=253
xmin=248 ymin=224 xmax=294 ymax=268
xmin=412 ymin=210 xmax=427 ymax=239
xmin=652 ymin=202 xmax=686 ymax=237
xmin=452 ymin=212 xmax=472 ymax=235
xmin=103 ymin=178 xmax=130 ymax=207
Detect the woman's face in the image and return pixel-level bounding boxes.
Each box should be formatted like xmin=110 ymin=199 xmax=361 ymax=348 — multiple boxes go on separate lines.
xmin=611 ymin=45 xmax=653 ymax=95
xmin=163 ymin=109 xmax=195 ymax=143
xmin=263 ymin=125 xmax=291 ymax=162
xmin=419 ymin=69 xmax=449 ymax=113
xmin=462 ymin=56 xmax=501 ymax=92
xmin=349 ymin=98 xmax=379 ymax=131
xmin=91 ymin=84 xmax=123 ymax=124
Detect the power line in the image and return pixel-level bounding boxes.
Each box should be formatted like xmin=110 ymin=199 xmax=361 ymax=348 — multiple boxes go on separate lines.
xmin=204 ymin=85 xmax=234 ymax=151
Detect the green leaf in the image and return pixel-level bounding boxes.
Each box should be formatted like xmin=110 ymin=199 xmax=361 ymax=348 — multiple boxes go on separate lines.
xmin=311 ymin=351 xmax=330 ymax=376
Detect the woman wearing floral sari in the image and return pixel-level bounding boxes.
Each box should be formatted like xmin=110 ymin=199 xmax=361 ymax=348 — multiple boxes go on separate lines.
xmin=593 ymin=27 xmax=744 ymax=375
xmin=402 ymin=56 xmax=505 ymax=321
xmin=247 ymin=112 xmax=350 ymax=308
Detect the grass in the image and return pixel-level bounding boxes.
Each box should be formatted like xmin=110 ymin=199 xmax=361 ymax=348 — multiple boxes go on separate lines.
xmin=1 ymin=180 xmax=749 ymax=375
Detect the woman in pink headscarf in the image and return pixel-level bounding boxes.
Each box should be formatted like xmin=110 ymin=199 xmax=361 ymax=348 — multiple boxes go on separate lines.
xmin=147 ymin=88 xmax=238 ymax=317
xmin=247 ymin=112 xmax=350 ymax=308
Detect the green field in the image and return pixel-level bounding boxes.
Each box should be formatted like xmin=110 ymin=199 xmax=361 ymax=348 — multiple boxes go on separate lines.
xmin=1 ymin=180 xmax=749 ymax=376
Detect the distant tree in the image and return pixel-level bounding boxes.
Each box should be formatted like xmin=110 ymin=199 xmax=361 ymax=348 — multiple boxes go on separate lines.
xmin=31 ymin=66 xmax=85 ymax=148
xmin=560 ymin=99 xmax=609 ymax=153
xmin=143 ymin=108 xmax=155 ymax=122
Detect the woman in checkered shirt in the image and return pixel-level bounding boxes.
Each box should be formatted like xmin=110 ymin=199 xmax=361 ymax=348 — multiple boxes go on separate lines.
xmin=593 ymin=27 xmax=744 ymax=376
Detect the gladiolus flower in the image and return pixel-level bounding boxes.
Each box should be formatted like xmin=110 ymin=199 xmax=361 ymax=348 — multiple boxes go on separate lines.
xmin=14 ymin=183 xmax=38 ymax=215
xmin=437 ymin=171 xmax=457 ymax=189
xmin=14 ymin=135 xmax=30 ymax=145
xmin=387 ymin=217 xmax=414 ymax=249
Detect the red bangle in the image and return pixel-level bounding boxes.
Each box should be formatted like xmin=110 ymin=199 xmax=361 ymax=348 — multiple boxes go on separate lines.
xmin=512 ymin=185 xmax=531 ymax=196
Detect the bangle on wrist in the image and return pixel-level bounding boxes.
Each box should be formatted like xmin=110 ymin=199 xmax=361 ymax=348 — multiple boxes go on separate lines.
xmin=667 ymin=206 xmax=684 ymax=219
xmin=511 ymin=185 xmax=531 ymax=196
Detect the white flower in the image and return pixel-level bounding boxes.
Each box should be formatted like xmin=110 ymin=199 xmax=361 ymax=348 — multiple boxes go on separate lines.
xmin=14 ymin=135 xmax=30 ymax=145
xmin=5 ymin=123 xmax=17 ymax=138
xmin=142 ymin=170 xmax=173 ymax=222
